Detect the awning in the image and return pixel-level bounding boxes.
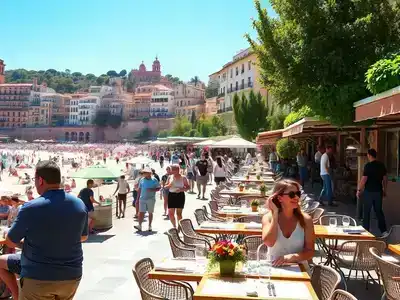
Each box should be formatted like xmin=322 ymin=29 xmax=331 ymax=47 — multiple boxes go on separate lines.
xmin=354 ymin=86 xmax=400 ymax=122
xmin=282 ymin=118 xmax=329 ymax=137
xmin=256 ymin=129 xmax=283 ymax=145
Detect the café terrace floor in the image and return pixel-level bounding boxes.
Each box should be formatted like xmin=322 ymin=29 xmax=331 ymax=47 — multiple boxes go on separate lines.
xmin=77 ymin=178 xmax=388 ymax=300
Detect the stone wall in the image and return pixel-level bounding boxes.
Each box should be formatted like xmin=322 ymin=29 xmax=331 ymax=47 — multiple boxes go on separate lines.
xmin=0 ymin=118 xmax=173 ymax=142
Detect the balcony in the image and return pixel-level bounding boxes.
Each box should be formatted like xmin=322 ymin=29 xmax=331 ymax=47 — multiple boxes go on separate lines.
xmin=227 ymin=82 xmax=253 ymax=94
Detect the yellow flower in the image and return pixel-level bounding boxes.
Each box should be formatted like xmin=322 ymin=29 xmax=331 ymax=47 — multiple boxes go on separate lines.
xmin=229 ymin=250 xmax=235 ymax=256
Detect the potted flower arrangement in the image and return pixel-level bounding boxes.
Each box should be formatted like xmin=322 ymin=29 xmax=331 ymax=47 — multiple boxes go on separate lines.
xmin=245 ymin=174 xmax=250 ymax=180
xmin=208 ymin=240 xmax=246 ymax=276
xmin=250 ymin=199 xmax=260 ymax=212
xmin=256 ymin=174 xmax=261 ymax=180
xmin=259 ymin=183 xmax=267 ymax=196
xmin=239 ymin=183 xmax=245 ymax=192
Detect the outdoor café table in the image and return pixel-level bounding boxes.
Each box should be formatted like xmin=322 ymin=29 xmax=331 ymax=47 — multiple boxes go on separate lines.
xmin=248 ymin=170 xmax=274 ymax=177
xmin=196 ymin=222 xmax=376 ymax=240
xmin=219 ymin=188 xmax=270 ymax=198
xmin=388 ymin=244 xmax=400 ymax=255
xmin=231 ymin=177 xmax=275 ymax=184
xmin=149 ymin=258 xmax=310 ymax=282
xmin=217 ymin=206 xmax=266 ymax=218
xmin=194 ymin=276 xmax=318 ymax=300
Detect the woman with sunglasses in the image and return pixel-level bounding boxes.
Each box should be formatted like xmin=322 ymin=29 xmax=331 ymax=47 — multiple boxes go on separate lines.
xmin=262 ymin=179 xmax=315 ymax=269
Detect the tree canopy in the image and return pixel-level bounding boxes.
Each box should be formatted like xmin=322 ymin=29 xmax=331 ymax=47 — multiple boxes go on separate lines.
xmin=233 ymin=90 xmax=269 ymax=141
xmin=247 ymin=0 xmax=400 ymax=125
xmin=366 ymin=52 xmax=400 ymax=95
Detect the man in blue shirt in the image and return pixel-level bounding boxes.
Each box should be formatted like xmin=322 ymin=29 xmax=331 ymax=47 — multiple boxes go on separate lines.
xmin=134 ymin=167 xmax=160 ymax=232
xmin=6 ymin=160 xmax=88 ymax=300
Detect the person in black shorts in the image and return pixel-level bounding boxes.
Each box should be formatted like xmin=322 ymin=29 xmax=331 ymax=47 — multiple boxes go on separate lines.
xmin=164 ymin=165 xmax=190 ymax=228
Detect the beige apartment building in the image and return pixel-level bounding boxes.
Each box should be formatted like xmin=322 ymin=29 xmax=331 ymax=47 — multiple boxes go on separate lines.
xmin=174 ymin=83 xmax=205 ymax=119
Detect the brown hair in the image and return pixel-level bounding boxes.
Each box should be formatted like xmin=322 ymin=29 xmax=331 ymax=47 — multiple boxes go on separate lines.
xmin=269 ymin=179 xmax=305 ymax=228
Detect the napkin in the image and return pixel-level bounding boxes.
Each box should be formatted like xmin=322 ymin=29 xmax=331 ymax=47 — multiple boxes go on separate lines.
xmin=343 ymin=226 xmax=366 ymax=234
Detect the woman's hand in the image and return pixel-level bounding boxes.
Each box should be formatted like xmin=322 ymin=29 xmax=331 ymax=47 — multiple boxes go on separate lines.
xmin=272 ymin=254 xmax=295 ymax=267
xmin=267 ymin=196 xmax=279 ymax=215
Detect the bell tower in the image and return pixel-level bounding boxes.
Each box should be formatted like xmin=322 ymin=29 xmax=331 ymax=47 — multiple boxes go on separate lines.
xmin=0 ymin=59 xmax=5 ymax=84
xmin=152 ymin=56 xmax=161 ymax=73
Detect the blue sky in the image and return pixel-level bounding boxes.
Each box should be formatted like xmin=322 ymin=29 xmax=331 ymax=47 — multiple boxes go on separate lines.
xmin=1 ymin=0 xmax=275 ymax=82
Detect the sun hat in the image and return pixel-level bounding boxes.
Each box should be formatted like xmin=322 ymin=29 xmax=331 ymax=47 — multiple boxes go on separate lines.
xmin=142 ymin=167 xmax=152 ymax=173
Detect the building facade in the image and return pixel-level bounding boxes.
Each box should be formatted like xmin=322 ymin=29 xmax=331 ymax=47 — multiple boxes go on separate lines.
xmin=209 ymin=48 xmax=270 ymax=112
xmin=0 ymin=60 xmax=5 ymax=84
xmin=174 ymin=83 xmax=205 ymax=119
xmin=130 ymin=57 xmax=162 ymax=86
xmin=204 ymin=96 xmax=218 ymax=116
xmin=78 ymin=96 xmax=100 ymax=125
xmin=150 ymin=85 xmax=174 ymax=117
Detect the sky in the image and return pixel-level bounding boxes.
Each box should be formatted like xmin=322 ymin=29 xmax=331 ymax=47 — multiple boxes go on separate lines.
xmin=1 ymin=0 xmax=275 ymax=83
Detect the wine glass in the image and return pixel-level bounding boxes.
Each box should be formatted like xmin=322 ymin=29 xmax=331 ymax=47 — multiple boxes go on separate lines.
xmin=246 ymin=250 xmax=258 ymax=275
xmin=342 ymin=216 xmax=351 ymax=227
xmin=329 ymin=217 xmax=338 ymax=232
xmin=258 ymin=250 xmax=272 ymax=286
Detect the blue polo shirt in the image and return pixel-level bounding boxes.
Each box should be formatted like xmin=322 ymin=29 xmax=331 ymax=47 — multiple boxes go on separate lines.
xmin=8 ymin=189 xmax=88 ymax=281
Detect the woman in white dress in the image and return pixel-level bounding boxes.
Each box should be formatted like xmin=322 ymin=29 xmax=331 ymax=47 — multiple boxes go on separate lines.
xmin=262 ymin=179 xmax=315 ymax=267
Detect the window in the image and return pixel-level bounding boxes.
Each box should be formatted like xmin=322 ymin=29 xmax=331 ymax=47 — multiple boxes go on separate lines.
xmin=248 ymin=61 xmax=252 ymax=70
xmin=230 ymin=69 xmax=233 ymax=78
xmin=241 ymin=64 xmax=244 ymax=74
xmin=241 ymin=79 xmax=244 ymax=89
xmin=235 ymin=82 xmax=238 ymax=91
xmin=230 ymin=84 xmax=233 ymax=92
xmin=385 ymin=131 xmax=399 ymax=177
xmin=235 ymin=67 xmax=239 ymax=76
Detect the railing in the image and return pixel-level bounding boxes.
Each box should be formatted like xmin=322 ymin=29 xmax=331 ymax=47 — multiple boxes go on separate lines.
xmin=227 ymin=82 xmax=253 ymax=93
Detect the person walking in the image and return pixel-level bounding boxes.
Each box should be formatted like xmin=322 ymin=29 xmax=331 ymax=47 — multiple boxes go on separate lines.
xmin=161 ymin=166 xmax=172 ymax=216
xmin=296 ymin=149 xmax=308 ymax=187
xmin=186 ymin=153 xmax=196 ymax=194
xmin=357 ymin=148 xmax=388 ymax=235
xmin=213 ymin=156 xmax=227 ymax=185
xmin=165 ymin=165 xmax=189 ymax=228
xmin=134 ymin=167 xmax=160 ymax=232
xmin=6 ymin=160 xmax=88 ymax=300
xmin=78 ymin=179 xmax=100 ymax=233
xmin=113 ymin=175 xmax=130 ymax=218
xmin=195 ymin=153 xmax=209 ymax=200
xmin=319 ymin=145 xmax=336 ymax=206
xmin=269 ymin=148 xmax=279 ymax=173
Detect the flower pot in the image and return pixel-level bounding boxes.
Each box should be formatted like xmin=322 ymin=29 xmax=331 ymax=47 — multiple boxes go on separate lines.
xmin=219 ymin=260 xmax=236 ymax=277
xmin=260 ymin=190 xmax=266 ymax=197
xmin=251 ymin=205 xmax=258 ymax=212
xmin=239 ymin=186 xmax=244 ymax=192
xmin=245 ymin=176 xmax=250 ymax=180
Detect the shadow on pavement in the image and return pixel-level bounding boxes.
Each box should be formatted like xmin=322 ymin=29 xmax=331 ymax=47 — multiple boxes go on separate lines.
xmin=85 ymin=234 xmax=115 ymax=243
xmin=135 ymin=231 xmax=158 ymax=237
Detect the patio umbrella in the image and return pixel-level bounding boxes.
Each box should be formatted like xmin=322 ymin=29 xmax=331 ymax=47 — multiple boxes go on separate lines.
xmin=211 ymin=136 xmax=257 ymax=149
xmin=71 ymin=165 xmax=123 ymax=179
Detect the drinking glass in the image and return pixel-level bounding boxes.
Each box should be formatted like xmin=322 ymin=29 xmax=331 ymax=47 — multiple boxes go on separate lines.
xmin=246 ymin=250 xmax=258 ymax=275
xmin=195 ymin=244 xmax=207 ymax=272
xmin=329 ymin=217 xmax=338 ymax=232
xmin=342 ymin=216 xmax=351 ymax=227
xmin=258 ymin=251 xmax=272 ymax=286
xmin=240 ymin=200 xmax=247 ymax=210
xmin=226 ymin=216 xmax=234 ymax=224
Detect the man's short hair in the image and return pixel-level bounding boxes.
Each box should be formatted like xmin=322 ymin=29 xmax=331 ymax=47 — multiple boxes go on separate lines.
xmin=120 ymin=175 xmax=125 ymax=179
xmin=87 ymin=179 xmax=94 ymax=186
xmin=326 ymin=145 xmax=333 ymax=150
xmin=35 ymin=160 xmax=61 ymax=184
xmin=367 ymin=148 xmax=377 ymax=158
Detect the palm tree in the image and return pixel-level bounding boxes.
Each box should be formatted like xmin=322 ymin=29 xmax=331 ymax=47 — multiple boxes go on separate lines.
xmin=190 ymin=76 xmax=200 ymax=87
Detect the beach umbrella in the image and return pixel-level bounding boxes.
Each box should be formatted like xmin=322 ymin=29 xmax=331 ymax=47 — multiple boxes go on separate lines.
xmin=71 ymin=165 xmax=123 ymax=179
xmin=128 ymin=156 xmax=153 ymax=165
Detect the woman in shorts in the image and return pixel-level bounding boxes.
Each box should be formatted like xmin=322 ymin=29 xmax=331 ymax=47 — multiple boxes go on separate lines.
xmin=164 ymin=165 xmax=189 ymax=228
xmin=161 ymin=166 xmax=172 ymax=217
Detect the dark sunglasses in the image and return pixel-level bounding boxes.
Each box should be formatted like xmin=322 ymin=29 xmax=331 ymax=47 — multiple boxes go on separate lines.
xmin=282 ymin=191 xmax=301 ymax=199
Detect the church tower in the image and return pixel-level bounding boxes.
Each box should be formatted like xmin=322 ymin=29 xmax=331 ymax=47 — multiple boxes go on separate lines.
xmin=0 ymin=59 xmax=5 ymax=84
xmin=152 ymin=56 xmax=161 ymax=73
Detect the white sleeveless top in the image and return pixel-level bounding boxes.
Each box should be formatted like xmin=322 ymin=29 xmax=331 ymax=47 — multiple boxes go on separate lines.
xmin=169 ymin=176 xmax=184 ymax=193
xmin=268 ymin=222 xmax=304 ymax=258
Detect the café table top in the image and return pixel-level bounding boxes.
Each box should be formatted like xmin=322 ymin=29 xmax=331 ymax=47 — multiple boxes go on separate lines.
xmin=388 ymin=244 xmax=400 ymax=256
xmin=231 ymin=177 xmax=275 ymax=184
xmin=219 ymin=189 xmax=270 ymax=197
xmin=196 ymin=222 xmax=375 ymax=240
xmin=194 ymin=276 xmax=318 ymax=300
xmin=149 ymin=258 xmax=310 ymax=282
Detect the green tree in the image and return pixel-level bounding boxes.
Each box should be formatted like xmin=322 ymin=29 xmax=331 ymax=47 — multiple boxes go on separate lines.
xmin=93 ymin=110 xmax=110 ymax=127
xmin=205 ymin=78 xmax=220 ymax=98
xmin=106 ymin=70 xmax=118 ymax=77
xmin=283 ymin=106 xmax=315 ymax=128
xmin=366 ymin=52 xmax=400 ymax=95
xmin=276 ymin=138 xmax=299 ymax=160
xmin=85 ymin=73 xmax=96 ymax=81
xmin=171 ymin=115 xmax=192 ymax=136
xmin=108 ymin=114 xmax=122 ymax=129
xmin=119 ymin=69 xmax=127 ymax=77
xmin=267 ymin=105 xmax=287 ymax=130
xmin=190 ymin=110 xmax=196 ymax=126
xmin=246 ymin=0 xmax=400 ymax=125
xmin=190 ymin=76 xmax=200 ymax=87
xmin=137 ymin=127 xmax=152 ymax=140
xmin=233 ymin=90 xmax=269 ymax=141
xmin=157 ymin=130 xmax=170 ymax=138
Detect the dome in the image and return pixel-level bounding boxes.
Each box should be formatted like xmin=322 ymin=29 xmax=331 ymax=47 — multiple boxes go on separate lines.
xmin=139 ymin=61 xmax=146 ymax=72
xmin=153 ymin=56 xmax=160 ymax=64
